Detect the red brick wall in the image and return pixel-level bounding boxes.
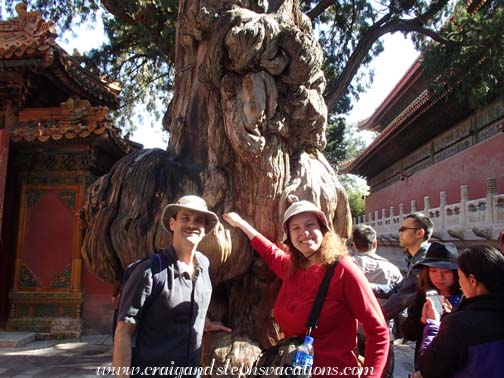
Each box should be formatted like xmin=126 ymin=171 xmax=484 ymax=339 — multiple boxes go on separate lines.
xmin=365 ymin=134 xmax=504 ymax=217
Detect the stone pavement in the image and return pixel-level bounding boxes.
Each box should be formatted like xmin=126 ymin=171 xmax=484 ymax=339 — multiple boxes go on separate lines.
xmin=0 ymin=334 xmax=112 ymax=377
xmin=0 ymin=334 xmax=415 ymax=377
xmin=393 ymin=339 xmax=416 ymax=377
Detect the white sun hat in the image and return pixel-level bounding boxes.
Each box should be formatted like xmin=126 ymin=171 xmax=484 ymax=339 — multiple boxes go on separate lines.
xmin=161 ymin=195 xmax=219 ymax=234
xmin=281 ymin=200 xmax=330 ymax=242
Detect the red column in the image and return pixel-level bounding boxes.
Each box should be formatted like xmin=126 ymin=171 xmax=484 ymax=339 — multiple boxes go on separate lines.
xmin=0 ymin=128 xmax=9 ymax=233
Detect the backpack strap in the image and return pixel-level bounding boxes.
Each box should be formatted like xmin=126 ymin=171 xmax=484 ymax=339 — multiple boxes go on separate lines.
xmin=132 ymin=252 xmax=168 ymax=346
xmin=143 ymin=252 xmax=168 ymax=310
xmin=113 ymin=252 xmax=168 ymax=340
xmin=305 ymin=261 xmax=338 ymax=335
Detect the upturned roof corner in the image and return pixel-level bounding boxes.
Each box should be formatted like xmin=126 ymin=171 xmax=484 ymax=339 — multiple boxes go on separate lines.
xmin=0 ymin=2 xmax=120 ymax=109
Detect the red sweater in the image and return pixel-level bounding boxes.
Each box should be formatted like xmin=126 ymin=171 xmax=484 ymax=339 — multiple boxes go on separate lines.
xmin=251 ymin=235 xmax=389 ymax=378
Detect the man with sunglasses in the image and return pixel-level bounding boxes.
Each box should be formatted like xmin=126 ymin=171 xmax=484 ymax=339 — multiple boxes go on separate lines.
xmin=371 ymin=213 xmax=433 ymax=321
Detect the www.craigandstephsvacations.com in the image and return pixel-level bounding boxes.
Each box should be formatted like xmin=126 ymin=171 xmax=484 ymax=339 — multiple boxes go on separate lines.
xmin=96 ymin=360 xmax=374 ymax=376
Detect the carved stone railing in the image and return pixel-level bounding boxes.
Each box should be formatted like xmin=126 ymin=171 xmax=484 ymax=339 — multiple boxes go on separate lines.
xmin=355 ymin=177 xmax=504 ymax=242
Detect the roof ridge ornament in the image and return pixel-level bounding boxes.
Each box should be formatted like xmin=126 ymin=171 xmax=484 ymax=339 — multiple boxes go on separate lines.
xmin=13 ymin=3 xmax=58 ymax=41
xmin=60 ymin=97 xmax=92 ymax=120
xmin=0 ymin=3 xmax=57 ymax=63
xmin=1 ymin=4 xmax=119 ymax=108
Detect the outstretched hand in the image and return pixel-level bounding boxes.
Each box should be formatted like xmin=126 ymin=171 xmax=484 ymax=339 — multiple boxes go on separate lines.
xmin=222 ymin=212 xmax=243 ymax=228
xmin=204 ymin=318 xmax=232 ymax=333
xmin=222 ymin=212 xmax=259 ymax=240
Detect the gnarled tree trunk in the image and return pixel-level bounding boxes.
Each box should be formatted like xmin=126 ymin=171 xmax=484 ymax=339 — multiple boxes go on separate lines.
xmin=81 ymin=0 xmax=352 ymax=371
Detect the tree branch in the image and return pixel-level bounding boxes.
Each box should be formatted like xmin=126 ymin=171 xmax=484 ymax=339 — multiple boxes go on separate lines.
xmin=324 ymin=0 xmax=453 ymax=110
xmin=307 ymin=0 xmax=335 ymax=20
xmin=417 ymin=0 xmax=450 ymax=24
xmin=101 ymin=0 xmax=136 ymax=25
xmin=323 ymin=8 xmax=394 ymax=109
xmin=398 ymin=20 xmax=456 ymax=45
xmin=117 ymin=72 xmax=172 ymax=109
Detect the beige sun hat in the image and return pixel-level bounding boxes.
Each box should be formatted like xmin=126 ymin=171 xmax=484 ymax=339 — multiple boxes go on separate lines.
xmin=161 ymin=195 xmax=219 ymax=234
xmin=281 ymin=200 xmax=330 ymax=242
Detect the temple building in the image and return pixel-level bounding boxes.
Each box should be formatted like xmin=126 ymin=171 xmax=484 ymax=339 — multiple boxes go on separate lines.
xmin=0 ymin=4 xmax=140 ymax=337
xmin=342 ymin=57 xmax=504 ymax=245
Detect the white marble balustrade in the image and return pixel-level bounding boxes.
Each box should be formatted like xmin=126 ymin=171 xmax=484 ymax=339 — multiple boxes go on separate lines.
xmin=355 ymin=178 xmax=504 ymax=242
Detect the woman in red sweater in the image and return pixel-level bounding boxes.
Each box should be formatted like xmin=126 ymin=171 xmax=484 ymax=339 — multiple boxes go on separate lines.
xmin=223 ymin=200 xmax=389 ymax=378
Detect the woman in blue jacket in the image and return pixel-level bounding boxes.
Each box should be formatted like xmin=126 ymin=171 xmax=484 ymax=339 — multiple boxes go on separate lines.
xmin=418 ymin=245 xmax=504 ymax=378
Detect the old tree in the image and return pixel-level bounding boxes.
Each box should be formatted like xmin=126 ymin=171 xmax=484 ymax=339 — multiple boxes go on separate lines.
xmin=5 ymin=0 xmax=502 ymax=365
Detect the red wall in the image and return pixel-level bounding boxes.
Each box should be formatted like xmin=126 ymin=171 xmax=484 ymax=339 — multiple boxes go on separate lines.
xmin=366 ymin=134 xmax=504 ymax=217
xmin=81 ymin=266 xmax=115 ymax=333
xmin=23 ymin=191 xmax=74 ymax=287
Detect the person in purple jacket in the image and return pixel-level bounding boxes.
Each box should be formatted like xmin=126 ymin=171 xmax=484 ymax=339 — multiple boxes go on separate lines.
xmin=401 ymin=242 xmax=462 ymax=370
xmin=417 ymin=245 xmax=504 ymax=378
xmin=498 ymin=230 xmax=504 ymax=254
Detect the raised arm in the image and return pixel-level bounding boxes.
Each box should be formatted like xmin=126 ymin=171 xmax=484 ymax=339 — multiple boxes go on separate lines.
xmin=223 ymin=211 xmax=290 ymax=279
xmin=222 ymin=212 xmax=259 ymax=240
xmin=379 ymin=273 xmax=419 ymax=320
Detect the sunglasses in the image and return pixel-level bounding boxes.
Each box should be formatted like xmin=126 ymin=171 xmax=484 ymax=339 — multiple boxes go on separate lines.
xmin=398 ymin=227 xmax=421 ymax=233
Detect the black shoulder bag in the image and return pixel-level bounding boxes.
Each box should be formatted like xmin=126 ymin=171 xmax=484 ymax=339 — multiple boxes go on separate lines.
xmin=252 ymin=261 xmax=338 ymax=377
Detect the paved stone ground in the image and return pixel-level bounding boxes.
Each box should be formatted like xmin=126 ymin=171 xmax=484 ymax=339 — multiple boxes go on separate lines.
xmin=393 ymin=339 xmax=416 ymax=377
xmin=0 ymin=335 xmax=112 ymax=378
xmin=0 ymin=335 xmax=415 ymax=377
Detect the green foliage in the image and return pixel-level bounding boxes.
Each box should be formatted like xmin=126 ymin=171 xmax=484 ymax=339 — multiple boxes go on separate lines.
xmin=421 ymin=0 xmax=504 ymax=109
xmin=303 ymin=0 xmax=454 ymax=114
xmin=3 ymin=0 xmax=501 ymax=136
xmin=325 ymin=116 xmax=366 ymax=168
xmin=325 ymin=116 xmax=347 ymax=165
xmin=347 ymin=188 xmax=366 ymax=218
xmin=0 ymin=0 xmax=418 ymax=131
xmin=87 ymin=2 xmax=178 ymax=130
xmin=313 ymin=0 xmax=385 ymax=114
xmin=325 ymin=116 xmax=369 ymax=218
xmin=339 ymin=174 xmax=368 ymax=218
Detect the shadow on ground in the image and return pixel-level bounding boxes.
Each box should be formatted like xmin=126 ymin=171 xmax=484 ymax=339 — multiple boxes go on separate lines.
xmin=0 ymin=335 xmax=415 ymax=377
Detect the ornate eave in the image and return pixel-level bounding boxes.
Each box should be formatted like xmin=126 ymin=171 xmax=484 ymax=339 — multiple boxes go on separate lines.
xmin=0 ymin=4 xmax=56 ymax=63
xmin=357 ymin=60 xmax=424 ymax=133
xmin=466 ymin=0 xmax=487 ymax=14
xmin=10 ymin=98 xmax=141 ymax=156
xmin=11 ymin=120 xmax=140 ymax=155
xmin=0 ymin=3 xmax=119 ymax=108
xmin=341 ymin=63 xmax=472 ymax=178
xmin=49 ymin=44 xmax=120 ymax=108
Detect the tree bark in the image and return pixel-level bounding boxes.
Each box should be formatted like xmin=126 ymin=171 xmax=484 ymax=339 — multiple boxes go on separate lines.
xmin=81 ymin=0 xmax=352 ymax=370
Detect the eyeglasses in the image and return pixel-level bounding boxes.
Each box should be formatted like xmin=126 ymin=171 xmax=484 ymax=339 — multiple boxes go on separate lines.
xmin=398 ymin=227 xmax=421 ymax=233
